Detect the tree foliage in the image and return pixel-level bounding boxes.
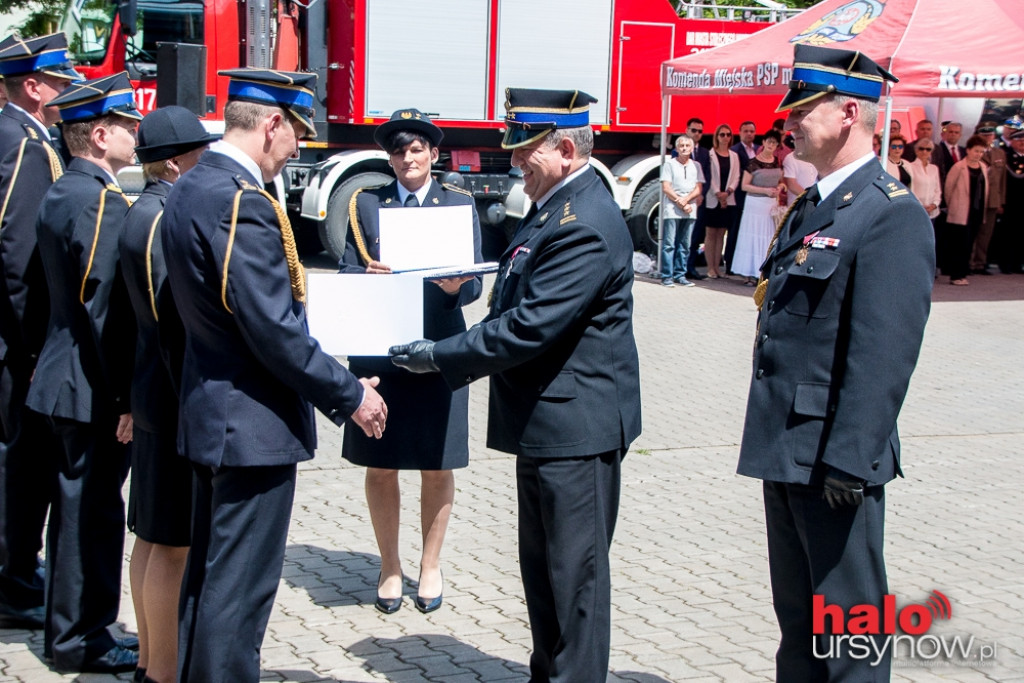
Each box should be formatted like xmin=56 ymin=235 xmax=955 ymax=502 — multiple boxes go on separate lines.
xmin=1 ymin=0 xmax=65 ymax=37
xmin=671 ymin=0 xmax=822 ymax=20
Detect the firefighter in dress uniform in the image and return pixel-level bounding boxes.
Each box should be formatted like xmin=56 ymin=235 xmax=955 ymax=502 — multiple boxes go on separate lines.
xmin=26 ymin=71 xmax=142 ymax=674
xmin=0 ymin=32 xmax=79 ymax=629
xmin=341 ymin=108 xmax=483 ymax=615
xmin=737 ymin=45 xmax=934 ymax=682
xmin=391 ymin=88 xmax=642 ymax=682
xmin=160 ymin=68 xmax=387 ymax=682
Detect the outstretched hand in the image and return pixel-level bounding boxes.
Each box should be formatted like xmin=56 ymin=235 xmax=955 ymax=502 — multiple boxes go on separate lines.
xmin=389 ymin=340 xmax=438 ymax=373
xmin=351 ymin=376 xmax=388 ymax=438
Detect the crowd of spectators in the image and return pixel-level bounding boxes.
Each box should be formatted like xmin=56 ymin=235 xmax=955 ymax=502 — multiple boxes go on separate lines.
xmin=657 ymin=115 xmax=1024 ymax=283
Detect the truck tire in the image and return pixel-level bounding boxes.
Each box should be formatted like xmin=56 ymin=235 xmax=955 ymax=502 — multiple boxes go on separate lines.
xmin=319 ymin=171 xmax=392 ymax=262
xmin=624 ymin=179 xmax=660 ymax=256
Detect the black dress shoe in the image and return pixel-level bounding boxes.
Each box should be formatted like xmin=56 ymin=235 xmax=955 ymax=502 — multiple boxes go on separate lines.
xmin=133 ymin=666 xmax=147 ymax=682
xmin=0 ymin=601 xmax=44 ymax=628
xmin=116 ymin=635 xmax=140 ymax=650
xmin=414 ymin=572 xmax=444 ymax=614
xmin=374 ymin=572 xmax=403 ymax=614
xmin=59 ymin=645 xmax=139 ymax=674
xmin=375 ymin=594 xmax=403 ymax=614
xmin=685 ymin=271 xmax=708 ymax=281
xmin=414 ymin=593 xmax=443 ymax=614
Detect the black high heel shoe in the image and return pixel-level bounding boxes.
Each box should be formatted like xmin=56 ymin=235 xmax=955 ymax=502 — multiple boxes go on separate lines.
xmin=415 ymin=571 xmax=444 ymax=614
xmin=375 ymin=573 xmax=403 ymax=614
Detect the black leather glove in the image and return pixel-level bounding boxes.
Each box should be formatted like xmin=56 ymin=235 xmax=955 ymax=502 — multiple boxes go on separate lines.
xmin=823 ymin=467 xmax=866 ymax=510
xmin=389 ymin=340 xmax=438 ymax=373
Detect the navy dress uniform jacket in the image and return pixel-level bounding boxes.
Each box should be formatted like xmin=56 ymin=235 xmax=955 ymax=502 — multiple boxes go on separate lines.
xmin=737 ymin=159 xmax=934 ymax=486
xmin=0 ymin=107 xmax=62 ymax=414
xmin=340 ymin=180 xmax=482 ymax=470
xmin=118 ymin=181 xmax=179 ymax=434
xmin=23 ymin=155 xmax=135 ymax=669
xmin=0 ymin=103 xmax=63 ymax=606
xmin=432 ymin=167 xmax=642 ymax=459
xmin=161 ymin=150 xmax=364 ymax=469
xmin=26 ymin=158 xmax=134 ymax=423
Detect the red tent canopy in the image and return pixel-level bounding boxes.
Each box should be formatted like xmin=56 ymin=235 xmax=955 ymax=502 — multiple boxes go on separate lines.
xmin=662 ymin=0 xmax=1024 ymax=100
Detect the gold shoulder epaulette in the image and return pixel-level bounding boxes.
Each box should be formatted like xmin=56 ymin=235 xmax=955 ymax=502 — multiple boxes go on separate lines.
xmin=234 ymin=176 xmax=259 ymax=191
xmin=107 ymin=183 xmax=131 ymax=206
xmin=878 ymin=178 xmax=910 ymax=200
xmin=442 ymin=182 xmax=472 ymax=197
xmin=559 ymin=199 xmax=577 ymax=225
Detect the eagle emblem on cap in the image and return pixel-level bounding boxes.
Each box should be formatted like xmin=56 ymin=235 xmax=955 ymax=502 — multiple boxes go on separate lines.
xmin=400 ymin=111 xmax=412 ymax=119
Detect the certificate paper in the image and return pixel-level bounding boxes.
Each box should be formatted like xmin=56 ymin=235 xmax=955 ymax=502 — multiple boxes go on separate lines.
xmin=379 ymin=205 xmax=475 ymax=271
xmin=306 ymin=273 xmax=423 ymax=356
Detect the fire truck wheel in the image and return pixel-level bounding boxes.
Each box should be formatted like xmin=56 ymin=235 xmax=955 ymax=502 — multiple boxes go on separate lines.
xmin=624 ymin=179 xmax=660 ymax=257
xmin=320 ymin=171 xmax=393 ymax=262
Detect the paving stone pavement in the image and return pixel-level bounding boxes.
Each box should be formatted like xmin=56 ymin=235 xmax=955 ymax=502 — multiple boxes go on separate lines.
xmin=1 ymin=270 xmax=1022 ymax=682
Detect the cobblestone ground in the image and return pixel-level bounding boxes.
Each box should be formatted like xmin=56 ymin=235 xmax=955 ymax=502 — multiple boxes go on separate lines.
xmin=2 ymin=270 xmax=1022 ymax=682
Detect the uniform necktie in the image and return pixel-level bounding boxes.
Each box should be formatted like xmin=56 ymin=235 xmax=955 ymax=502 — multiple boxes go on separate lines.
xmin=404 ymin=193 xmax=419 ymax=207
xmin=788 ymin=184 xmax=820 ymax=237
xmin=951 ymin=145 xmax=959 ymax=162
xmin=511 ymin=203 xmax=539 ymax=241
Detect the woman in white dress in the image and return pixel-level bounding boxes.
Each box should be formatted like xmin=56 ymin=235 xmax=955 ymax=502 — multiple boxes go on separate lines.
xmin=732 ymin=129 xmax=785 ymax=285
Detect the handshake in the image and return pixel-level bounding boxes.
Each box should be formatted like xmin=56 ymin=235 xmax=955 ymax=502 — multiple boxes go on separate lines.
xmin=351 ymin=341 xmax=438 ymax=440
xmin=388 ymin=340 xmax=439 ymax=373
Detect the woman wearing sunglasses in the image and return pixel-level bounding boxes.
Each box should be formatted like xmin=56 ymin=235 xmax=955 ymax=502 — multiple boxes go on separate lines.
xmin=702 ymin=124 xmax=740 ymax=279
xmin=886 ymin=134 xmax=913 ymax=190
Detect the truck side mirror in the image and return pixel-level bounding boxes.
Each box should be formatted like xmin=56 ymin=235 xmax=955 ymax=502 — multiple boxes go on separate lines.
xmin=119 ymin=0 xmax=138 ymax=37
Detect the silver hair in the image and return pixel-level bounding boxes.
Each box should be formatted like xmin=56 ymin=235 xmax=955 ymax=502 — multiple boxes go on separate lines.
xmin=543 ymin=125 xmax=594 ymax=157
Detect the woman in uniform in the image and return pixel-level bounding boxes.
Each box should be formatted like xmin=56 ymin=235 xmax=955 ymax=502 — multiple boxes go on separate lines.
xmin=341 ymin=109 xmax=482 ymax=614
xmin=119 ymin=106 xmax=216 ymax=682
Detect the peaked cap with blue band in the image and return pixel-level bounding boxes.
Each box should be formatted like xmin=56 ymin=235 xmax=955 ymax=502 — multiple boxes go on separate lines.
xmin=47 ymin=71 xmax=142 ymax=123
xmin=0 ymin=32 xmax=81 ymax=80
xmin=220 ymin=68 xmax=318 ymax=139
xmin=501 ymin=87 xmax=597 ymax=149
xmin=777 ymin=44 xmax=897 ymax=113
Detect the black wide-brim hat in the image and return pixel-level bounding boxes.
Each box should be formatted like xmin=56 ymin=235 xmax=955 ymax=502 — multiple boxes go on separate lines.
xmin=135 ymin=105 xmax=220 ymax=163
xmin=372 ymin=109 xmax=443 ymax=149
xmin=777 ymin=44 xmax=897 ymax=112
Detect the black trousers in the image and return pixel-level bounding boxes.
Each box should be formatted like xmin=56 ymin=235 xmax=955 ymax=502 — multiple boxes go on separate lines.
xmin=516 ymin=450 xmax=622 ymax=683
xmin=178 ymin=463 xmax=297 ymax=683
xmin=0 ymin=357 xmax=56 ymax=607
xmin=725 ymin=196 xmax=746 ymax=271
xmin=763 ymin=480 xmax=890 ymax=683
xmin=45 ymin=416 xmax=130 ymax=668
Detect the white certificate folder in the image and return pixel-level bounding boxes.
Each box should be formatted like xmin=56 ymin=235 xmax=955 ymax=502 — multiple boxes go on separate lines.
xmin=379 ymin=205 xmax=475 ymax=271
xmin=306 ymin=273 xmax=424 ymax=356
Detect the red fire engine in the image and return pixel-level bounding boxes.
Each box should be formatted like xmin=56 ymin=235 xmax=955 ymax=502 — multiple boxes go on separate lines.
xmin=60 ymin=0 xmax=794 ymax=258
